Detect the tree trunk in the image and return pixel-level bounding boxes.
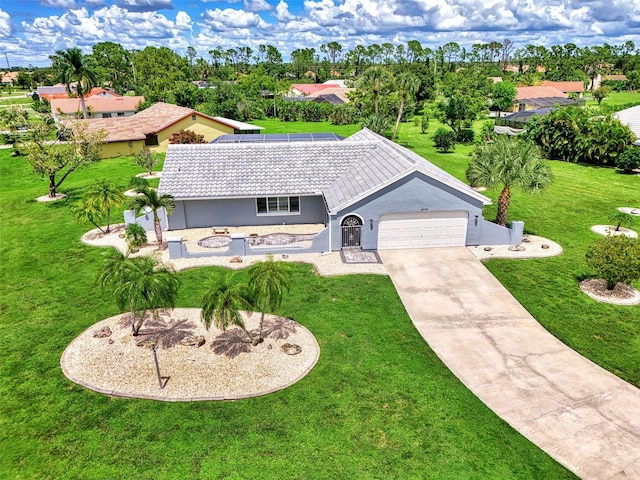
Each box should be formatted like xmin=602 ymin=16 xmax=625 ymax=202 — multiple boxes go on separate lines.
xmin=49 ymin=175 xmax=57 ymax=197
xmin=154 ymin=219 xmax=164 ymax=249
xmin=391 ymin=99 xmax=405 ymax=142
xmin=495 ymin=186 xmax=511 ymax=226
xmin=258 ymin=301 xmax=267 ymax=341
xmin=79 ymin=95 xmax=88 ymax=120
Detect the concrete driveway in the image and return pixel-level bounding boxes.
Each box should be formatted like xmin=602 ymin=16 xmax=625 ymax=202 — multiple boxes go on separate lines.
xmin=380 ymin=247 xmax=640 ymax=480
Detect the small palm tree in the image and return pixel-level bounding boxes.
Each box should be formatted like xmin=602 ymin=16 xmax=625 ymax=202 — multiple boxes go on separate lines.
xmin=97 ymin=250 xmax=180 ymax=336
xmin=72 ymin=199 xmax=106 ymax=234
xmin=129 ymin=187 xmax=175 ymax=249
xmin=467 ymin=136 xmax=552 ymax=226
xmin=358 ymin=66 xmax=393 ymax=115
xmin=86 ymin=180 xmax=125 ymax=233
xmin=49 ymin=48 xmax=98 ymax=120
xmin=391 ymin=72 xmax=420 ymax=141
xmin=125 ymin=223 xmax=147 ymax=252
xmin=248 ymin=255 xmax=292 ymax=343
xmin=201 ymin=274 xmax=254 ymax=344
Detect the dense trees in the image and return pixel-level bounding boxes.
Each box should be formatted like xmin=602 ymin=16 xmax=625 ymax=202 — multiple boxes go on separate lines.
xmin=524 ymin=107 xmax=635 ymax=166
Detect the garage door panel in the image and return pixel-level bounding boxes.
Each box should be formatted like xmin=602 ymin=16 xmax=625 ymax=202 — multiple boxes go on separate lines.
xmin=378 ymin=211 xmax=468 ymax=249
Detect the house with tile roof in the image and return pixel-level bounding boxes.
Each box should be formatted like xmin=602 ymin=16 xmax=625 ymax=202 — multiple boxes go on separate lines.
xmin=50 ymin=95 xmax=144 ymax=121
xmin=510 ymin=86 xmax=579 ymax=113
xmin=73 ymin=102 xmax=263 ymax=158
xmin=158 ymin=129 xmax=521 ymax=257
xmin=541 ymin=81 xmax=585 ymax=96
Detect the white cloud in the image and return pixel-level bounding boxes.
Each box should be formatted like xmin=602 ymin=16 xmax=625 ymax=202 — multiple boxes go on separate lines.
xmin=274 ymin=1 xmax=297 ymax=21
xmin=115 ymin=0 xmax=174 ymax=12
xmin=40 ymin=0 xmax=76 ymax=7
xmin=202 ymin=7 xmax=269 ymax=31
xmin=0 ymin=9 xmax=13 ymax=38
xmin=244 ymin=0 xmax=273 ymax=13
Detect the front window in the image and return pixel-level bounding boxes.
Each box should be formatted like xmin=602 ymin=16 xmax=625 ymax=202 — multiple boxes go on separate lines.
xmin=256 ymin=196 xmax=300 ymax=215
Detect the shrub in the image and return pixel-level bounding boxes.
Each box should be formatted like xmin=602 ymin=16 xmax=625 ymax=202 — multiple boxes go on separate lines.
xmin=128 ymin=176 xmax=149 ymax=191
xmin=457 ymin=128 xmax=475 ymax=143
xmin=125 ymin=223 xmax=147 ymax=252
xmin=168 ymin=129 xmax=205 ymax=144
xmin=420 ymin=112 xmax=430 ymax=134
xmin=616 ymin=147 xmax=640 ymax=173
xmin=585 ymin=236 xmax=640 ymax=289
xmin=432 ymin=127 xmax=456 ymax=152
xmin=360 ymin=114 xmax=392 ymax=137
xmin=329 ymin=104 xmax=357 ymax=125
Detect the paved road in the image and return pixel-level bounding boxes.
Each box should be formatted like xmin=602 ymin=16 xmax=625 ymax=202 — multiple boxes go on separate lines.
xmin=380 ymin=247 xmax=640 ymax=480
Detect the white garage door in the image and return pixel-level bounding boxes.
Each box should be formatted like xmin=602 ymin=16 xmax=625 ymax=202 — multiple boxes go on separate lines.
xmin=378 ymin=211 xmax=468 ymax=250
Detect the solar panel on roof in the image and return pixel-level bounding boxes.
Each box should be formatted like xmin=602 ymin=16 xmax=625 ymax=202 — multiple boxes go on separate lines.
xmin=210 ymin=133 xmax=345 ymax=144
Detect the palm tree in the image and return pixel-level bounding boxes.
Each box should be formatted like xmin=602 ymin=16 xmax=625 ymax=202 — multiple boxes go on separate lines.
xmin=248 ymin=255 xmax=292 ymax=343
xmin=97 ymin=250 xmax=180 ymax=336
xmin=201 ymin=274 xmax=254 ymax=344
xmin=391 ymin=72 xmax=420 ymax=141
xmin=358 ymin=66 xmax=393 ymax=115
xmin=129 ymin=187 xmax=175 ymax=249
xmin=49 ymin=48 xmax=98 ymax=120
xmin=467 ymin=136 xmax=552 ymax=226
xmin=86 ymin=180 xmax=125 ymax=233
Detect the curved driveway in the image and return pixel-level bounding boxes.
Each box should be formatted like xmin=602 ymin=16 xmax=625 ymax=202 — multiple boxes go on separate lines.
xmin=380 ymin=247 xmax=640 ymax=480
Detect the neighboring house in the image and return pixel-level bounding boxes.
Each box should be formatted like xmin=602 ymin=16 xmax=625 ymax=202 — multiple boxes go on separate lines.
xmin=1 ymin=71 xmax=19 ymax=86
xmin=511 ymin=86 xmax=578 ymax=112
xmin=75 ymin=102 xmax=263 ymax=158
xmin=50 ymin=95 xmax=144 ymax=121
xmin=37 ymin=83 xmax=78 ymax=101
xmin=158 ymin=129 xmax=521 ymax=257
xmin=286 ymin=83 xmax=353 ymax=104
xmin=288 ymin=83 xmax=340 ymax=96
xmin=541 ymin=80 xmax=585 ymax=96
xmin=613 ymin=105 xmax=640 ymax=146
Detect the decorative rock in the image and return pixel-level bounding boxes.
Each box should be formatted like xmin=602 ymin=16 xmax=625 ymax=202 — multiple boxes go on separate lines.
xmin=508 ymin=245 xmax=526 ymax=252
xmin=179 ymin=335 xmax=206 ymax=348
xmin=541 ymin=244 xmax=549 ymax=249
xmin=93 ymin=326 xmax=112 ymax=338
xmin=230 ymin=256 xmax=243 ymax=263
xmin=483 ymin=247 xmax=492 ymax=251
xmin=108 ymin=339 xmax=114 ymax=345
xmin=282 ymin=254 xmax=289 ymax=259
xmin=281 ymin=343 xmax=302 ymax=355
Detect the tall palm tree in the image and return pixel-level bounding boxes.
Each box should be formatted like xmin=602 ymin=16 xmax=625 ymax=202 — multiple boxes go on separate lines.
xmin=129 ymin=187 xmax=175 ymax=249
xmin=86 ymin=180 xmax=125 ymax=233
xmin=358 ymin=65 xmax=393 ymax=115
xmin=391 ymin=72 xmax=420 ymax=141
xmin=97 ymin=250 xmax=180 ymax=336
xmin=467 ymin=136 xmax=552 ymax=226
xmin=49 ymin=48 xmax=98 ymax=120
xmin=247 ymin=255 xmax=291 ymax=343
xmin=201 ymin=274 xmax=254 ymax=344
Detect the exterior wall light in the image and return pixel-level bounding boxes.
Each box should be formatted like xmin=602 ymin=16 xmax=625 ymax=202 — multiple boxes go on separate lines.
xmin=369 ymin=218 xmax=374 ymax=230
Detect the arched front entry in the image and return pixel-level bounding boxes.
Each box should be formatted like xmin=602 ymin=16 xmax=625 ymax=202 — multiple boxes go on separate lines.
xmin=341 ymin=215 xmax=362 ymax=248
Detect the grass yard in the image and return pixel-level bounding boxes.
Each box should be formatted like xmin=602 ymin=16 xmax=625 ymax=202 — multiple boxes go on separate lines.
xmin=586 ymin=90 xmax=640 ymax=109
xmin=0 ymin=147 xmax=578 ymax=477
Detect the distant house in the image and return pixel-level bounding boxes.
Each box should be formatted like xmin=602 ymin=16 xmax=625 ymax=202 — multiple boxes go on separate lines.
xmin=1 ymin=71 xmax=19 ymax=86
xmin=540 ymin=80 xmax=585 ymax=96
xmin=73 ymin=102 xmax=263 ymax=158
xmin=37 ymin=83 xmax=78 ymax=101
xmin=511 ymin=86 xmax=578 ymax=112
xmin=286 ymin=83 xmax=353 ymax=104
xmin=50 ymin=95 xmax=144 ymax=121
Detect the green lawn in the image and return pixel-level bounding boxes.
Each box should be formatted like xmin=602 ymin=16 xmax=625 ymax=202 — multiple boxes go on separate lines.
xmin=585 ymin=90 xmax=640 ymax=109
xmin=0 ymin=144 xmax=579 ymax=477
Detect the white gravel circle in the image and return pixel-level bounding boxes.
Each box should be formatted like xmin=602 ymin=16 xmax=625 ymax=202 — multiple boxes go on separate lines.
xmin=579 ymin=279 xmax=640 ymax=306
xmin=590 ymin=225 xmax=638 ymax=238
xmin=61 ymin=308 xmax=320 ymax=401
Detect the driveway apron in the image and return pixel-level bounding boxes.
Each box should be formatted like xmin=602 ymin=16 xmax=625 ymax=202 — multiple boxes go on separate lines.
xmin=380 ymin=247 xmax=640 ymax=480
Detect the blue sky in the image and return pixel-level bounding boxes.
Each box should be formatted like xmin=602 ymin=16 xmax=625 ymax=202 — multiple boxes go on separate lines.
xmin=1 ymin=0 xmax=640 ymax=68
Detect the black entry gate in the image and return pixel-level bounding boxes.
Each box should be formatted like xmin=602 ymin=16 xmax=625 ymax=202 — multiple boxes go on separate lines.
xmin=341 ymin=216 xmax=362 ymax=248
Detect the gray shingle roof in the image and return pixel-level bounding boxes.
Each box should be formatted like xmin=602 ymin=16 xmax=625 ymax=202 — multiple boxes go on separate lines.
xmin=159 ymin=128 xmax=491 ymax=210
